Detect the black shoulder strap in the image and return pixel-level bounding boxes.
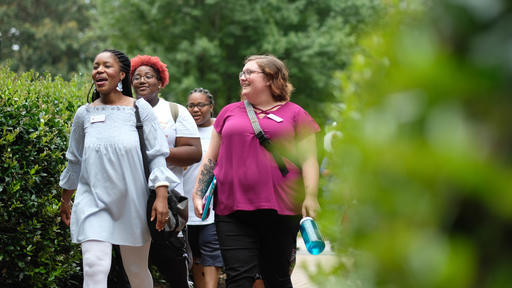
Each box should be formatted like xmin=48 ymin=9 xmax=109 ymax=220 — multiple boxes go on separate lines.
xmin=136 ymin=101 xmax=181 ymax=231
xmin=244 ymin=100 xmax=289 ymax=177
xmin=134 ymin=102 xmax=150 ymax=181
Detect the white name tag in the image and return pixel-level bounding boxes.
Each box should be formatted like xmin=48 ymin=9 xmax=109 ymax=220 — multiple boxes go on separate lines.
xmin=267 ymin=113 xmax=283 ymax=123
xmin=90 ymin=114 xmax=106 ymax=123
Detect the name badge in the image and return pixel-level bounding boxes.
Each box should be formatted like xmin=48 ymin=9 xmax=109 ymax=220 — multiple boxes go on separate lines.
xmin=267 ymin=113 xmax=283 ymax=123
xmin=90 ymin=114 xmax=106 ymax=123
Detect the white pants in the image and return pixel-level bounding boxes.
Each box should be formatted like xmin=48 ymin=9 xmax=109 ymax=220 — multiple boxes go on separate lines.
xmin=81 ymin=240 xmax=153 ymax=288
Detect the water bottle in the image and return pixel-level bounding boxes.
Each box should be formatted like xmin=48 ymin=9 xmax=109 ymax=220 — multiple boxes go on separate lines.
xmin=299 ymin=217 xmax=325 ymax=255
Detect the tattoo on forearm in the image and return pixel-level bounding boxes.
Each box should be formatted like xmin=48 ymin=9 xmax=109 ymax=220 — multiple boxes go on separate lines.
xmin=196 ymin=159 xmax=216 ymax=197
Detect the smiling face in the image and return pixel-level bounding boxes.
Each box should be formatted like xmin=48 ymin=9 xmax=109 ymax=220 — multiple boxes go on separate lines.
xmin=187 ymin=92 xmax=213 ymax=127
xmin=131 ymin=65 xmax=162 ymax=102
xmin=92 ymin=52 xmax=125 ymax=96
xmin=239 ymin=60 xmax=269 ymax=100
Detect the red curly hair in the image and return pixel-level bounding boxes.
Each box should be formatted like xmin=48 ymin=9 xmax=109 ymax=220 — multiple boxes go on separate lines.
xmin=130 ymin=55 xmax=170 ymax=88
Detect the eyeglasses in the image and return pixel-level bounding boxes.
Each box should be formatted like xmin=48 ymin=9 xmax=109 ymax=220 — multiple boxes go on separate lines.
xmin=132 ymin=74 xmax=156 ymax=82
xmin=239 ymin=70 xmax=264 ymax=78
xmin=187 ymin=102 xmax=211 ymax=109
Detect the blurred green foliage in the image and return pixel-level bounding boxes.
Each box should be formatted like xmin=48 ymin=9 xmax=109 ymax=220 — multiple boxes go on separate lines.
xmin=1 ymin=0 xmax=383 ymax=126
xmin=92 ymin=0 xmax=383 ymax=124
xmin=0 ymin=66 xmax=86 ymax=287
xmin=0 ymin=0 xmax=97 ymax=79
xmin=318 ymin=0 xmax=512 ymax=287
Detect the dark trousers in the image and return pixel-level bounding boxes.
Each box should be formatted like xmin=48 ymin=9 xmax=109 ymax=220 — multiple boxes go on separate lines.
xmin=149 ymin=229 xmax=192 ymax=288
xmin=215 ymin=210 xmax=301 ymax=288
xmin=111 ymin=230 xmax=191 ymax=288
xmin=108 ymin=245 xmax=131 ymax=287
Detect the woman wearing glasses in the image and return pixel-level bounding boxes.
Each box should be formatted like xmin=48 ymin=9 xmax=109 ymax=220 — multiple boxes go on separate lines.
xmin=192 ymin=55 xmax=320 ymax=288
xmin=130 ymin=55 xmax=201 ymax=288
xmin=183 ymin=88 xmax=225 ymax=288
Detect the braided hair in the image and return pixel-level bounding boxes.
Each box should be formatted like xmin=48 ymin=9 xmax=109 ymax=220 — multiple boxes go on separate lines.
xmin=189 ymin=87 xmax=214 ymax=117
xmin=189 ymin=87 xmax=214 ymax=105
xmin=90 ymin=49 xmax=132 ymax=102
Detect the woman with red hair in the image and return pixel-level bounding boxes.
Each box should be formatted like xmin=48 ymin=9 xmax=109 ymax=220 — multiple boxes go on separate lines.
xmin=130 ymin=55 xmax=202 ymax=288
xmin=130 ymin=55 xmax=170 ymax=101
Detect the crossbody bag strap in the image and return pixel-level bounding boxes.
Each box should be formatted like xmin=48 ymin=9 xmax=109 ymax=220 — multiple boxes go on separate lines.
xmin=244 ymin=100 xmax=289 ymax=177
xmin=137 ymin=102 xmax=183 ymax=231
xmin=134 ymin=102 xmax=150 ymax=181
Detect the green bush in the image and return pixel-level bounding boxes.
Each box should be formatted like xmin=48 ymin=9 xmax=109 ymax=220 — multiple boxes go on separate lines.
xmin=317 ymin=1 xmax=512 ymax=287
xmin=0 ymin=66 xmax=87 ymax=287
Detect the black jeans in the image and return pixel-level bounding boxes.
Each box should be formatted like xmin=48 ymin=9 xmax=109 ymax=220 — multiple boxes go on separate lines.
xmin=215 ymin=210 xmax=301 ymax=288
xmin=149 ymin=229 xmax=192 ymax=288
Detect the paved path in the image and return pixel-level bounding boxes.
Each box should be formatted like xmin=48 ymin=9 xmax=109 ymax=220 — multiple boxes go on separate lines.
xmin=291 ymin=239 xmax=337 ymax=288
xmin=154 ymin=238 xmax=337 ymax=288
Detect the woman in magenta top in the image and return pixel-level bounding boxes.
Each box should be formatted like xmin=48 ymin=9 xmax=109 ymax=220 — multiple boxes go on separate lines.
xmin=193 ymin=55 xmax=320 ymax=288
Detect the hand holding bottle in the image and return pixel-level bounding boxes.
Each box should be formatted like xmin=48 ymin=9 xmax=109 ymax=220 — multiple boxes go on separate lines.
xmin=299 ymin=217 xmax=325 ymax=255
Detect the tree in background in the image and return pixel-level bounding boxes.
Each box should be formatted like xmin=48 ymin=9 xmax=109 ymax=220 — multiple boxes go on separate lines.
xmin=317 ymin=0 xmax=512 ymax=287
xmin=93 ymin=0 xmax=382 ymax=124
xmin=0 ymin=0 xmax=96 ymax=79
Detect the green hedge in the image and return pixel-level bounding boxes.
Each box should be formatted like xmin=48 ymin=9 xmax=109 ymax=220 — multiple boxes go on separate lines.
xmin=0 ymin=66 xmax=87 ymax=287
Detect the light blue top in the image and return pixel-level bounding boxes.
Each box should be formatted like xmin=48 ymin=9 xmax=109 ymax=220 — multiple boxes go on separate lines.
xmin=59 ymin=99 xmax=179 ymax=246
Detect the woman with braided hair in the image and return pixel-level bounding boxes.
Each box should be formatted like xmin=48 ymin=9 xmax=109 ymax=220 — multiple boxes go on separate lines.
xmin=59 ymin=49 xmax=179 ymax=288
xmin=183 ymin=87 xmax=225 ymax=288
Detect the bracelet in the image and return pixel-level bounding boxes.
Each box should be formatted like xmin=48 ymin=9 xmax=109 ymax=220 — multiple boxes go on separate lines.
xmin=61 ymin=197 xmax=73 ymax=207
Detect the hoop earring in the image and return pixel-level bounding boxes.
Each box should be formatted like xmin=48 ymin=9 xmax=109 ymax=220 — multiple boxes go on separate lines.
xmin=116 ymin=81 xmax=123 ymax=92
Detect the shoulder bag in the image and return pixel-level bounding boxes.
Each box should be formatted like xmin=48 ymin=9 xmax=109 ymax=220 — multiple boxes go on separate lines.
xmin=134 ymin=102 xmax=188 ymax=242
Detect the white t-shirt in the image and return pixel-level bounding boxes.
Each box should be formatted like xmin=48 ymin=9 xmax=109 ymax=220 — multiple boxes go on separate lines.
xmin=183 ymin=123 xmax=215 ymax=225
xmin=152 ymin=98 xmax=200 ymax=195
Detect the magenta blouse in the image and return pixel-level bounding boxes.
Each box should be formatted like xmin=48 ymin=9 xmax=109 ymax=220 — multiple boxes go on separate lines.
xmin=213 ymin=101 xmax=320 ymax=216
